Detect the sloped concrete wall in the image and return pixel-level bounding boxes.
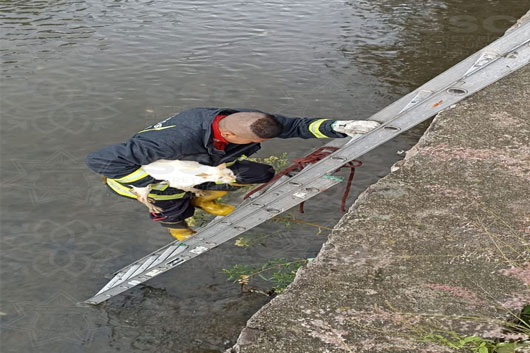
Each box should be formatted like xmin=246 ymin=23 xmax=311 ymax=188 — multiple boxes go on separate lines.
xmin=229 ymin=12 xmax=530 ymax=353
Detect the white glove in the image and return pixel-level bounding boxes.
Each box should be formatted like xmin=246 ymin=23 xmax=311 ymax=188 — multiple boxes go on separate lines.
xmin=332 ymin=120 xmax=381 ymax=136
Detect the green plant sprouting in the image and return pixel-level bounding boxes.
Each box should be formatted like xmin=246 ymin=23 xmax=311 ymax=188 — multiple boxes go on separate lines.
xmin=222 ymin=258 xmax=310 ymax=293
xmin=419 ymin=331 xmax=527 ymax=353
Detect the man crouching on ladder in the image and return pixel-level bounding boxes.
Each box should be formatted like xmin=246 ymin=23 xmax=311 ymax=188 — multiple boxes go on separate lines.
xmin=86 ymin=107 xmax=379 ymax=241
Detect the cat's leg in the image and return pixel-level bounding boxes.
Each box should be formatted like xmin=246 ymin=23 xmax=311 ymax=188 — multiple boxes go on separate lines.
xmin=130 ymin=184 xmax=163 ymax=213
xmin=178 ymin=186 xmax=206 ymax=197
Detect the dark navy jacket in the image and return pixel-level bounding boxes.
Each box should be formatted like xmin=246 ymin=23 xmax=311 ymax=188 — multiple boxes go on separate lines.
xmin=86 ymin=107 xmax=345 ymax=187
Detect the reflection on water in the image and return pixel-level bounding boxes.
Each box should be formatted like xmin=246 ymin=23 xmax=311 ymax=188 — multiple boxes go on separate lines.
xmin=339 ymin=0 xmax=529 ymax=96
xmin=1 ymin=0 xmax=528 ymax=352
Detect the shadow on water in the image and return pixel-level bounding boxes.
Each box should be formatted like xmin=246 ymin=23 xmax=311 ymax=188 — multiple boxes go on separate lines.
xmin=1 ymin=0 xmax=528 ymax=352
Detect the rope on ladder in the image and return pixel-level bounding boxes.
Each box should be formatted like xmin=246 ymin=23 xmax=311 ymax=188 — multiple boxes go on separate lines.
xmin=244 ymin=146 xmax=362 ymax=212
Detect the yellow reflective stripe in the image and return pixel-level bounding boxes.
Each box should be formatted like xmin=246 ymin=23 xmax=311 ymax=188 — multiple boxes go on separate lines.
xmin=137 ymin=125 xmax=176 ymax=134
xmin=149 ymin=193 xmax=186 ymax=201
xmin=308 ymin=119 xmax=329 ymax=138
xmin=151 ymin=183 xmax=169 ymax=191
xmin=114 ymin=168 xmax=150 ymax=183
xmin=106 ymin=178 xmax=137 ymax=198
xmin=106 ymin=179 xmax=186 ymax=200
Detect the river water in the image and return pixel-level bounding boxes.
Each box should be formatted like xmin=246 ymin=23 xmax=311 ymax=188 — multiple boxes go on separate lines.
xmin=1 ymin=1 xmax=528 ymax=352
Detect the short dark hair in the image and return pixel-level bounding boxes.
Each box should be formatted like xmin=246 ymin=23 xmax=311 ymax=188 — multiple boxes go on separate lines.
xmin=249 ymin=114 xmax=283 ymax=139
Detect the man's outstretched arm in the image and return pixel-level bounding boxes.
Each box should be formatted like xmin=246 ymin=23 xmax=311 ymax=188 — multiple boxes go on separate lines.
xmin=271 ymin=113 xmax=380 ymax=139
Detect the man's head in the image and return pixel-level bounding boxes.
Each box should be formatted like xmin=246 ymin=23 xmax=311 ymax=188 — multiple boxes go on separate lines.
xmin=218 ymin=112 xmax=282 ymax=144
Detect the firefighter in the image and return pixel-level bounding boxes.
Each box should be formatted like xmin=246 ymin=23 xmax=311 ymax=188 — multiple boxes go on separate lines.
xmin=86 ymin=107 xmax=379 ymax=240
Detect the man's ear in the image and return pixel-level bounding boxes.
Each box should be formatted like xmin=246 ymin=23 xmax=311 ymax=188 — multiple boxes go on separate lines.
xmin=220 ymin=130 xmax=236 ymax=139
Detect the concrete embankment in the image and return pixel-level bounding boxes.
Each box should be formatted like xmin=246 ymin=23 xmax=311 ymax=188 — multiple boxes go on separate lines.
xmin=229 ymin=13 xmax=530 ymax=353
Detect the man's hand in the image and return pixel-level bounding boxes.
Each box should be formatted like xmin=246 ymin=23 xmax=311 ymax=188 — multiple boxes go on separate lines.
xmin=332 ymin=120 xmax=381 ymax=136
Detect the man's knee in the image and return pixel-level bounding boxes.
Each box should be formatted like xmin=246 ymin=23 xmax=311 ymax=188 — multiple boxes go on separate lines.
xmin=255 ymin=163 xmax=275 ymax=183
xmin=230 ymin=160 xmax=275 ymax=184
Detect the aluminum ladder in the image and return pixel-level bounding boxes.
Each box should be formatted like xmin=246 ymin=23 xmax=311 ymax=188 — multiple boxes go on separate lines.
xmin=85 ymin=22 xmax=530 ymax=305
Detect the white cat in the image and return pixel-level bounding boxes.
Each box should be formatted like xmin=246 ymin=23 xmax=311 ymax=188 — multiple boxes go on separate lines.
xmin=129 ymin=160 xmax=236 ymax=213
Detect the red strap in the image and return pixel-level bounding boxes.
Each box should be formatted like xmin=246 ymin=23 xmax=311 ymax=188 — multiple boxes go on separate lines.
xmin=150 ymin=212 xmax=167 ymax=221
xmin=244 ymin=146 xmax=362 ymax=212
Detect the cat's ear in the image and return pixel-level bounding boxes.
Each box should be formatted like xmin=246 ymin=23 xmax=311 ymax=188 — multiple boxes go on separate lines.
xmin=217 ymin=163 xmax=227 ymax=169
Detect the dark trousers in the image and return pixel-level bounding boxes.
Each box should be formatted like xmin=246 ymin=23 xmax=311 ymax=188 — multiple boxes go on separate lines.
xmin=151 ymin=160 xmax=275 ymax=228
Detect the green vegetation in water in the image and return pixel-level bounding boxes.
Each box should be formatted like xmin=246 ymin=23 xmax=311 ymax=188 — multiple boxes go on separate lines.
xmin=224 ymin=151 xmax=328 ymax=290
xmin=234 ymin=233 xmax=271 ymax=248
xmin=186 ymin=208 xmax=211 ymax=228
xmin=222 ymin=258 xmax=311 ymax=294
xmin=244 ymin=152 xmax=290 ymax=172
xmin=234 ymin=212 xmax=332 ymax=248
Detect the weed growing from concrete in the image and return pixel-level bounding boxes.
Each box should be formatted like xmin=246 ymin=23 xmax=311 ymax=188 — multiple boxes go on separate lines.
xmin=415 ymin=318 xmax=529 ymax=353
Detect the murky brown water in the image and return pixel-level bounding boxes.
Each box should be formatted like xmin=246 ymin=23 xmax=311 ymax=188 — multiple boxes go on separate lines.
xmin=1 ymin=1 xmax=528 ymax=352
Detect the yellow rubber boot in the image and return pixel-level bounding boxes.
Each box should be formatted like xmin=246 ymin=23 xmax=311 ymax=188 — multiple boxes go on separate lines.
xmin=192 ymin=190 xmax=235 ymax=216
xmin=168 ymin=227 xmax=196 ymax=241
